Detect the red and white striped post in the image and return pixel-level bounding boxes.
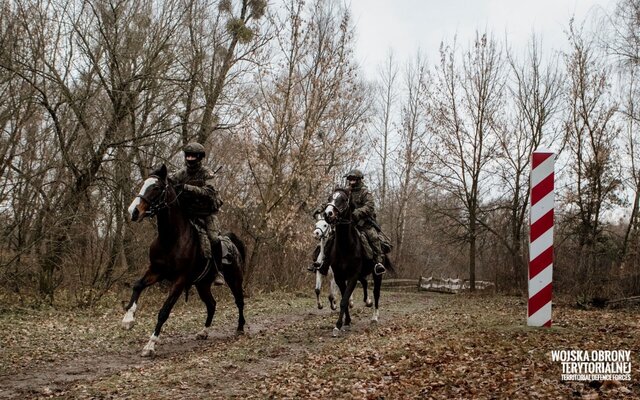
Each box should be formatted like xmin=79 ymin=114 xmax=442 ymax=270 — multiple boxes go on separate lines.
xmin=528 ymin=150 xmax=555 ymax=327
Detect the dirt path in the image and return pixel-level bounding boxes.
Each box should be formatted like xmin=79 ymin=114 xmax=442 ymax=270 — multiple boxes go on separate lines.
xmin=1 ymin=289 xmax=638 ymax=399
xmin=0 ymin=289 xmax=421 ymax=399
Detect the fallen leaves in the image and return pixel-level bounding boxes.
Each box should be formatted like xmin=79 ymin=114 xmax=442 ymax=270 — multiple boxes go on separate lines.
xmin=0 ymin=291 xmax=638 ymax=399
xmin=249 ymin=294 xmax=640 ymax=399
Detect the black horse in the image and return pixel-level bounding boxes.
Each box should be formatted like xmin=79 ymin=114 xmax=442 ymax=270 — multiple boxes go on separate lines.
xmin=123 ymin=164 xmax=246 ymax=357
xmin=311 ymin=216 xmax=372 ymax=310
xmin=323 ymin=187 xmax=393 ymax=336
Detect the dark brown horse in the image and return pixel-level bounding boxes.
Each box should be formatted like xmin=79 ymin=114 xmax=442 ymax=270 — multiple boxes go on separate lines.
xmin=123 ymin=164 xmax=245 ymax=357
xmin=323 ymin=187 xmax=393 ymax=336
xmin=311 ymin=216 xmax=372 ymax=310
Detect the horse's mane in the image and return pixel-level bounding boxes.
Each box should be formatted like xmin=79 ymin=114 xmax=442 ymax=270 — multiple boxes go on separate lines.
xmin=147 ymin=164 xmax=179 ymax=189
xmin=333 ymin=185 xmax=350 ymax=194
xmin=145 ymin=164 xmax=172 ymax=184
xmin=329 ymin=186 xmax=351 ymax=201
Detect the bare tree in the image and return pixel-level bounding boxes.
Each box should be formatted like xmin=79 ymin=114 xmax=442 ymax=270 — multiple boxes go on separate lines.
xmin=236 ymin=0 xmax=367 ymax=289
xmin=562 ymin=21 xmax=622 ymax=294
xmin=620 ymin=74 xmax=640 ymax=264
xmin=394 ymin=52 xmax=431 ymax=266
xmin=486 ymin=36 xmax=563 ymax=290
xmin=174 ymin=0 xmax=268 ymax=146
xmin=603 ymin=0 xmax=640 ymax=269
xmin=0 ymin=0 xmax=188 ymax=302
xmin=369 ymin=51 xmax=399 ymax=214
xmin=429 ymin=32 xmax=505 ymax=290
xmin=601 ymin=0 xmax=640 ymax=67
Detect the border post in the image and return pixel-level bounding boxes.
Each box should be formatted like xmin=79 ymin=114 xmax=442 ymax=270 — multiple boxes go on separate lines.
xmin=528 ymin=150 xmax=555 ymax=327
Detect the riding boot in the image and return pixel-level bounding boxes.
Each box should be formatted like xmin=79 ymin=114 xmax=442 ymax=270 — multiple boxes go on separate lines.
xmin=307 ymin=261 xmax=320 ymax=273
xmin=315 ymin=236 xmax=333 ymax=276
xmin=209 ymin=236 xmax=225 ymax=286
xmin=365 ymin=226 xmax=386 ymax=275
xmin=317 ymin=259 xmax=330 ymax=276
xmin=308 ymin=245 xmax=322 ymax=273
xmin=212 ymin=263 xmax=225 ymax=286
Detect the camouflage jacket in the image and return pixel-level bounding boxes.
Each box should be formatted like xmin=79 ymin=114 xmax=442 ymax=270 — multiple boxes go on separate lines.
xmin=313 ymin=183 xmax=376 ymax=227
xmin=170 ymin=166 xmax=223 ymax=217
xmin=350 ymin=182 xmax=376 ymax=227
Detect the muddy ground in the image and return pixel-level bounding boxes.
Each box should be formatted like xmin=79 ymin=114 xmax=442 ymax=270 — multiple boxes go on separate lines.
xmin=0 ymin=285 xmax=638 ymax=399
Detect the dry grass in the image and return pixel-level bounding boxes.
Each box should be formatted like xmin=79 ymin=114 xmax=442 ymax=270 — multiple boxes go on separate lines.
xmin=0 ymin=288 xmax=638 ymax=399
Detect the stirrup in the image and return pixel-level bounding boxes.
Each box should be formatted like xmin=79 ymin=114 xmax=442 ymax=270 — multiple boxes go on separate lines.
xmin=213 ymin=272 xmax=225 ymax=286
xmin=374 ymin=263 xmax=386 ymax=276
xmin=317 ymin=263 xmax=330 ymax=276
xmin=307 ymin=262 xmax=320 ymax=273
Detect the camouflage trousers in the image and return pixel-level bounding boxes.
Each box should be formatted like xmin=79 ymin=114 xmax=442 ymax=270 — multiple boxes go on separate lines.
xmin=199 ymin=214 xmax=220 ymax=259
xmin=361 ymin=225 xmax=384 ymax=264
xmin=313 ymin=225 xmax=384 ymax=266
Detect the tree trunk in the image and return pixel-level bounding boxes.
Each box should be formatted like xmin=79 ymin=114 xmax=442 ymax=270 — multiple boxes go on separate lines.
xmin=469 ymin=210 xmax=477 ymax=292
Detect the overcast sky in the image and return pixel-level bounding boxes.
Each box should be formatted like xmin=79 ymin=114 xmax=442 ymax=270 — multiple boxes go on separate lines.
xmin=350 ymin=0 xmax=617 ymax=79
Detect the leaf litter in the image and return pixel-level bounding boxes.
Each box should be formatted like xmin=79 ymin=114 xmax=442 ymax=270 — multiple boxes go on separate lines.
xmin=0 ymin=289 xmax=638 ymax=399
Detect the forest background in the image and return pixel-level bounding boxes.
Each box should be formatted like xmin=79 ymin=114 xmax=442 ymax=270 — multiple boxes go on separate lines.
xmin=1 ymin=0 xmax=639 ymax=307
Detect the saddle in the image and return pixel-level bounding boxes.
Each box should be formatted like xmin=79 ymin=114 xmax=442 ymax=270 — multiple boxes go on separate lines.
xmin=190 ymin=220 xmax=236 ymax=265
xmin=367 ymin=218 xmax=393 ymax=254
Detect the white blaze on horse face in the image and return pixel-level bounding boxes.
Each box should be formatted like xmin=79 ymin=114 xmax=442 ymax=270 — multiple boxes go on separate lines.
xmin=326 ymin=191 xmax=347 ymax=217
xmin=324 ymin=204 xmax=336 ymax=219
xmin=313 ymin=219 xmax=329 ymax=239
xmin=128 ymin=177 xmax=158 ymax=218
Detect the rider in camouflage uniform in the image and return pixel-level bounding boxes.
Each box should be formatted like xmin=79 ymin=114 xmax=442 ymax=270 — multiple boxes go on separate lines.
xmin=171 ymin=142 xmax=225 ymax=286
xmin=309 ymin=169 xmax=386 ymax=276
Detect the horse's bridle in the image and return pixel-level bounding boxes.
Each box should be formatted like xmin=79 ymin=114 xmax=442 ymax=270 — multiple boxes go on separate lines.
xmin=325 ymin=189 xmax=352 ymax=225
xmin=313 ymin=215 xmax=332 ymax=239
xmin=137 ymin=175 xmax=170 ymax=217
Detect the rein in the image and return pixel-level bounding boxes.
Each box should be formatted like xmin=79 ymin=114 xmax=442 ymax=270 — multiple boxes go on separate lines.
xmin=192 ymin=258 xmax=211 ymax=283
xmin=139 ymin=175 xmax=183 ymax=217
xmin=326 ymin=189 xmax=353 ymax=226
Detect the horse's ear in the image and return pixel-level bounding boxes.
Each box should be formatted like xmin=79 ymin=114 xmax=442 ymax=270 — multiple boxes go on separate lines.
xmin=158 ymin=164 xmax=168 ymax=181
xmin=148 ymin=163 xmax=169 ymax=181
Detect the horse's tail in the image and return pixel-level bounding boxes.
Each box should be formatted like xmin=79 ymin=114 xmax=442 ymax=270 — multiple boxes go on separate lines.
xmin=225 ymin=231 xmax=246 ymax=271
xmin=384 ymin=254 xmax=396 ymax=275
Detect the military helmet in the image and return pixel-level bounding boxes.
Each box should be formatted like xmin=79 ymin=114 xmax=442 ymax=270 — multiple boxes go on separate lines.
xmin=344 ymin=169 xmax=364 ymax=180
xmin=183 ymin=142 xmax=206 ymax=158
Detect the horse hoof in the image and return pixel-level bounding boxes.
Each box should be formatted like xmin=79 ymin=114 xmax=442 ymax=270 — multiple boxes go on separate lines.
xmin=330 ymin=304 xmax=337 ymax=311
xmin=365 ymin=299 xmax=373 ymax=308
xmin=371 ymin=309 xmax=380 ymax=323
xmin=236 ymin=329 xmax=245 ymax=336
xmin=141 ymin=348 xmax=155 ymax=358
xmin=341 ymin=324 xmax=351 ymax=332
xmin=332 ymin=327 xmax=340 ymax=337
xmin=196 ymin=331 xmax=209 ymax=340
xmin=122 ymin=320 xmax=135 ymax=330
xmin=317 ymin=303 xmax=323 ymax=310
xmin=349 ymin=301 xmax=354 ymax=309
